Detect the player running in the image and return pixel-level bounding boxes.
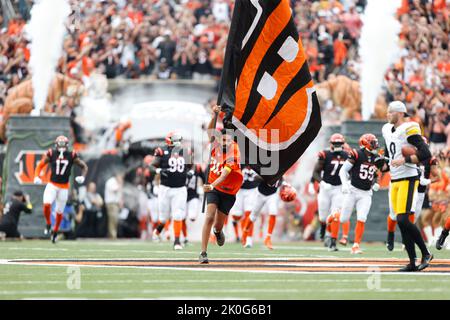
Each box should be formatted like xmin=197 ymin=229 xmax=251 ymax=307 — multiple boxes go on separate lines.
xmin=149 ymin=132 xmax=189 ymax=250
xmin=382 ymin=101 xmax=433 ymax=272
xmin=34 ymin=135 xmax=88 ymax=243
xmin=229 ymin=166 xmax=260 ymax=242
xmin=199 ymin=105 xmax=243 ymax=264
xmin=309 ymin=133 xmax=349 ymax=245
xmin=329 ymin=134 xmax=384 ymax=253
xmin=241 ymin=179 xmax=296 ymax=249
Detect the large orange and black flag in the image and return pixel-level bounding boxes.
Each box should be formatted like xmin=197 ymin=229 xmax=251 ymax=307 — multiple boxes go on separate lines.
xmin=218 ymin=0 xmax=322 ymax=185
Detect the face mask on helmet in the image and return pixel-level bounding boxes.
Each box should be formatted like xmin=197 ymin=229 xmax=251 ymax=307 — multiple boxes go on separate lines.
xmin=331 ymin=142 xmax=344 ymax=152
xmin=170 ymin=134 xmax=182 ymax=147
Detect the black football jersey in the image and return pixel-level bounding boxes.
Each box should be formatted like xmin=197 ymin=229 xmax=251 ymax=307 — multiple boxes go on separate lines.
xmin=319 ymin=150 xmax=348 ymax=186
xmin=258 ymin=179 xmax=282 ymax=196
xmin=47 ymin=148 xmax=78 ymax=184
xmin=348 ymin=149 xmax=378 ymax=191
xmin=154 ymin=146 xmax=187 ymax=188
xmin=241 ymin=167 xmax=260 ymax=189
xmin=418 ymin=156 xmax=438 ymax=193
xmin=187 ymin=164 xmax=205 ymax=201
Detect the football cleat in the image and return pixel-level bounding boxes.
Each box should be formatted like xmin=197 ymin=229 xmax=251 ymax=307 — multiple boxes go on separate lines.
xmin=51 ymin=231 xmax=58 ymax=244
xmin=44 ymin=224 xmax=51 ymax=236
xmin=235 ymin=236 xmax=241 ymax=244
xmin=328 ymin=238 xmax=338 ymax=252
xmin=264 ymin=236 xmax=273 ymax=250
xmin=324 ymin=235 xmax=331 ymax=247
xmin=199 ymin=252 xmax=209 ymax=264
xmin=386 ymin=232 xmax=395 ymax=251
xmin=319 ymin=224 xmax=326 ymax=241
xmin=152 ymin=229 xmax=161 ymax=242
xmin=351 ymin=243 xmax=363 ymax=254
xmin=183 ymin=239 xmax=189 ymax=246
xmin=244 ymin=236 xmax=253 ymax=248
xmin=417 ymin=253 xmax=433 ymax=271
xmin=339 ymin=237 xmax=348 ymax=246
xmin=436 ymin=230 xmax=449 ymax=250
xmin=398 ymin=263 xmax=418 ymax=272
xmin=173 ymin=238 xmax=183 ymax=250
xmin=214 ymin=228 xmax=225 ymax=247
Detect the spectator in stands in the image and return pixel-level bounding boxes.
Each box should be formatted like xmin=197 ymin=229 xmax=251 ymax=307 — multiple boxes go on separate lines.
xmin=105 ymin=172 xmax=124 ymax=239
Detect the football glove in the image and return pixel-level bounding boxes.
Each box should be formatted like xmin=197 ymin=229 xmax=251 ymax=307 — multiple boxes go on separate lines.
xmin=75 ymin=176 xmax=85 ymax=184
xmin=372 ymin=183 xmax=380 ymax=192
xmin=33 ymin=176 xmax=42 ymax=184
xmin=419 ymin=176 xmax=431 ymax=186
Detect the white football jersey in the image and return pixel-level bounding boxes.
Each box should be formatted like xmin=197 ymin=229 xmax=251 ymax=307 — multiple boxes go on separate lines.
xmin=382 ymin=121 xmax=421 ymax=180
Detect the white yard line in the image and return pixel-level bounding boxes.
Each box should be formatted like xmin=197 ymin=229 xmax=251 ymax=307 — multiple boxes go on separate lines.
xmin=3 ymin=278 xmax=450 ymax=285
xmin=1 ymin=260 xmax=450 ymax=276
xmin=0 ymin=287 xmax=448 ymax=296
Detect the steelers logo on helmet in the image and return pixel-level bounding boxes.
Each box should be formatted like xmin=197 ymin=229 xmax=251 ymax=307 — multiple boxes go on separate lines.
xmin=329 ymin=133 xmax=345 ymax=152
xmin=359 ymin=133 xmax=379 ymax=154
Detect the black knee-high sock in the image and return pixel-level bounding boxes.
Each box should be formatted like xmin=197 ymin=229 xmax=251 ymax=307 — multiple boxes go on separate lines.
xmin=397 ymin=214 xmax=416 ymax=265
xmin=406 ymin=213 xmax=430 ymax=257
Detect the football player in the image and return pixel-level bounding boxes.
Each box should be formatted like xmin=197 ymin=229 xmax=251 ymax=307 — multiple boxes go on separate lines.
xmin=382 ymin=101 xmax=433 ymax=272
xmin=329 ymin=134 xmax=383 ymax=253
xmin=149 ymin=132 xmax=189 ymax=250
xmin=34 ymin=135 xmax=88 ymax=243
xmin=229 ymin=166 xmax=260 ymax=242
xmin=199 ymin=105 xmax=243 ymax=264
xmin=241 ymin=179 xmax=296 ymax=249
xmin=386 ymin=138 xmax=440 ymax=249
xmin=309 ymin=133 xmax=350 ymax=245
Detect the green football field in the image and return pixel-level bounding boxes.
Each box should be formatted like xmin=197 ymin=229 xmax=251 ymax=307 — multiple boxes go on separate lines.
xmin=1 ymin=239 xmax=450 ymax=300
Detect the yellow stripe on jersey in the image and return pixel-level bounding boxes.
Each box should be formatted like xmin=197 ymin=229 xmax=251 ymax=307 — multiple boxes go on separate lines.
xmin=405 ymin=125 xmax=421 ymax=137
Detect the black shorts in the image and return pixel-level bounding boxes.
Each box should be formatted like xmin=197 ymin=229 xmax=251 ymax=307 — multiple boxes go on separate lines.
xmin=206 ymin=189 xmax=236 ymax=215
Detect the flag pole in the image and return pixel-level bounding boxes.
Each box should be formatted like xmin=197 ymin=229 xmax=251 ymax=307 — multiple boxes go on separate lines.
xmin=201 ymin=111 xmax=219 ymax=213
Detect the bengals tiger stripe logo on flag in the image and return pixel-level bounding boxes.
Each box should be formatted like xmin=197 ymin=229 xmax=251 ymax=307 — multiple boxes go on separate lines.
xmin=219 ymin=0 xmax=322 ymax=185
xmin=14 ymin=151 xmax=50 ymax=185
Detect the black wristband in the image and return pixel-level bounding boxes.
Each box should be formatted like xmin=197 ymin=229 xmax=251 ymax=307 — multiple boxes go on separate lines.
xmin=310 ymin=177 xmax=316 ymax=183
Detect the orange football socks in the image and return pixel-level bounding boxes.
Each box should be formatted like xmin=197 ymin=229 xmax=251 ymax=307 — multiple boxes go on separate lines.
xmin=354 ymin=221 xmax=365 ymax=244
xmin=445 ymin=217 xmax=450 ymax=230
xmin=267 ymin=215 xmax=276 ymax=237
xmin=329 ymin=213 xmax=340 ymax=239
xmin=173 ymin=220 xmax=182 ymax=239
xmin=387 ymin=215 xmax=397 ymax=233
xmin=43 ymin=203 xmax=51 ymax=225
xmin=53 ymin=213 xmax=63 ymax=233
xmin=342 ymin=221 xmax=350 ymax=239
xmin=182 ymin=219 xmax=187 ymax=238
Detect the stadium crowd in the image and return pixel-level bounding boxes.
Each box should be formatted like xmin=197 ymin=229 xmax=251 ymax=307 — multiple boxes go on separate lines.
xmin=0 ymin=0 xmax=448 ymax=144
xmin=0 ymin=0 xmax=448 ymax=240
